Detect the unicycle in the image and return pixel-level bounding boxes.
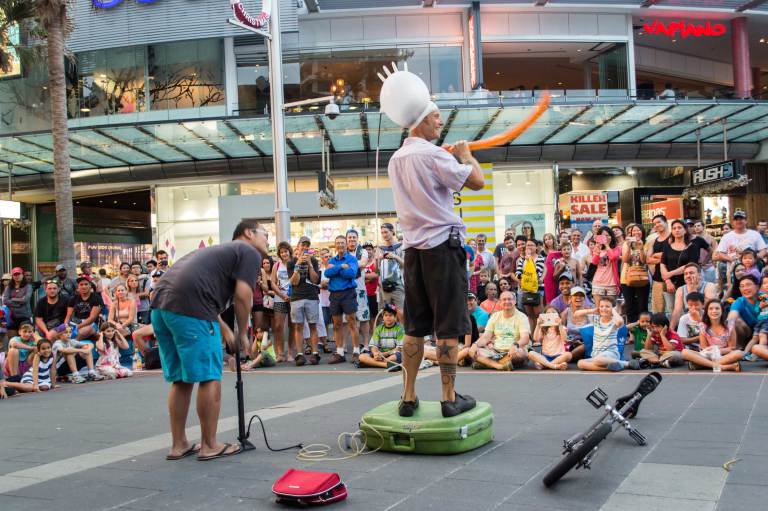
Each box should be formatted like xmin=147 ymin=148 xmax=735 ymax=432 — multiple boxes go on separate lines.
xmin=542 ymin=372 xmax=662 ymax=487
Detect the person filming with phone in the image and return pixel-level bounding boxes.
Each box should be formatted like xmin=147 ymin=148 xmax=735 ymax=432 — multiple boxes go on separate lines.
xmin=287 ymin=236 xmax=321 ymax=366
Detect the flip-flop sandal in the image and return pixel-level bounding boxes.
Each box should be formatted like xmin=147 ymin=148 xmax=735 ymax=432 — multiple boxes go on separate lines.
xmin=197 ymin=443 xmax=242 ymax=461
xmin=166 ymin=443 xmax=200 ymax=461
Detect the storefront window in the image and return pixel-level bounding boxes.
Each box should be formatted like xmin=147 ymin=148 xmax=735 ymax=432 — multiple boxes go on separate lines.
xmin=0 ymin=61 xmax=51 ymax=135
xmin=72 ymin=46 xmax=146 ymax=117
xmin=259 ymin=216 xmax=399 ymax=249
xmin=149 ymin=39 xmax=225 ymax=111
xmin=237 ymin=44 xmax=462 ymax=112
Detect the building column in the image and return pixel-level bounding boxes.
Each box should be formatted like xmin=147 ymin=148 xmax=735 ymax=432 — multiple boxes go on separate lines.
xmin=224 ymin=37 xmax=239 ymax=116
xmin=731 ymin=17 xmax=752 ymax=99
xmin=468 ymin=1 xmax=483 ymax=88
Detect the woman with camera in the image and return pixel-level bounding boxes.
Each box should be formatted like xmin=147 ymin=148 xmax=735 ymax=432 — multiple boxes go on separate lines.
xmin=620 ymin=223 xmax=650 ymax=323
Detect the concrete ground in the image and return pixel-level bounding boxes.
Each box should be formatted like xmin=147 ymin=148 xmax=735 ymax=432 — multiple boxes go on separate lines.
xmin=1 ymin=362 xmax=766 ymax=511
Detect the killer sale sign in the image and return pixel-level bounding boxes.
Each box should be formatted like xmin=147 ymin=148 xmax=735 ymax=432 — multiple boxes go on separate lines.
xmin=569 ymin=193 xmax=608 ymax=232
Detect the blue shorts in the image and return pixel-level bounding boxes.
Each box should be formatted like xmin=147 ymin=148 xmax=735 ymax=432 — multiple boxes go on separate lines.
xmin=329 ymin=288 xmax=357 ymax=317
xmin=755 ymin=318 xmax=768 ymax=335
xmin=151 ymin=309 xmax=223 ymax=383
xmin=544 ymin=353 xmax=565 ymax=362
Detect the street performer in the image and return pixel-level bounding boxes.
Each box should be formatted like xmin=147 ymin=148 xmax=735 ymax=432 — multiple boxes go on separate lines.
xmin=150 ymin=220 xmax=268 ymax=461
xmin=382 ymin=65 xmax=485 ymax=418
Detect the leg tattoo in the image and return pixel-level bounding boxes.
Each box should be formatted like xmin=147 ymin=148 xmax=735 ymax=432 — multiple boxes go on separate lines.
xmin=440 ymin=363 xmax=457 ymax=387
xmin=437 ymin=342 xmax=456 ymax=359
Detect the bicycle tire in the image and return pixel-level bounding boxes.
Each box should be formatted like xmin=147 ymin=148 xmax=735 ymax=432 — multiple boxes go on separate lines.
xmin=543 ymin=422 xmax=612 ymax=487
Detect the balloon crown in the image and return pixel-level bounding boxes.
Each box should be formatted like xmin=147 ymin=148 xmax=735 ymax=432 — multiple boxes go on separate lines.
xmin=377 ymin=62 xmax=437 ymax=129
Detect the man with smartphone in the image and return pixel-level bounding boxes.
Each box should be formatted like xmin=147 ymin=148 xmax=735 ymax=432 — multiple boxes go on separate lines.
xmin=288 ymin=236 xmax=321 ymax=366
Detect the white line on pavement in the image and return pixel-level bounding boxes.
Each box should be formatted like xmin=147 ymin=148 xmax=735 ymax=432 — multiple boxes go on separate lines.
xmin=0 ymin=371 xmax=434 ymax=495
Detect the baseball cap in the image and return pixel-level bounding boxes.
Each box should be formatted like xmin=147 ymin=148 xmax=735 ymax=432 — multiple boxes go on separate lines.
xmin=298 ymin=236 xmax=311 ymax=246
xmin=558 ymin=273 xmax=573 ymax=282
xmin=55 ymin=264 xmax=66 ymax=271
xmin=76 ymin=276 xmax=90 ymax=283
xmin=1 ymin=273 xmax=10 ymax=280
xmin=570 ymin=286 xmax=586 ymax=296
xmin=11 ymin=267 xmax=23 ymax=275
xmin=467 ymin=292 xmax=477 ymax=300
xmin=734 ymin=209 xmax=747 ymax=220
xmin=80 ymin=261 xmax=92 ymax=268
xmin=151 ymin=270 xmax=165 ymax=278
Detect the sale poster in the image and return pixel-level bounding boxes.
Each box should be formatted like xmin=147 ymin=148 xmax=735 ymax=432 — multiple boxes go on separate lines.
xmin=569 ymin=192 xmax=608 ymax=234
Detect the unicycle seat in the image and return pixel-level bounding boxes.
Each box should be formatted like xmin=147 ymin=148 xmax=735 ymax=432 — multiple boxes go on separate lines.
xmin=614 ymin=372 xmax=662 ymax=419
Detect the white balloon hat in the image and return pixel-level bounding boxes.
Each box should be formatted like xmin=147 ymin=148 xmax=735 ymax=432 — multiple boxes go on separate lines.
xmin=378 ymin=62 xmax=438 ymax=130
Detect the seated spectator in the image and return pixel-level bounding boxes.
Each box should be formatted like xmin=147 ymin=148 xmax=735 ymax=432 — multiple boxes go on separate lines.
xmin=675 ymin=292 xmax=705 ymax=348
xmin=471 ymin=291 xmax=529 ymax=371
xmin=64 ymin=277 xmax=103 ymax=341
xmin=740 ymin=248 xmax=761 ymax=280
xmin=727 ymin=274 xmax=759 ymax=350
xmin=576 ymin=296 xmax=645 ymax=371
xmin=549 ymin=274 xmax=594 ymax=314
xmin=131 ymin=324 xmax=162 ymax=370
xmin=242 ymin=328 xmax=276 ymax=370
xmin=95 ymin=322 xmax=132 ymax=379
xmin=683 ymin=300 xmax=743 ymax=371
xmin=34 ymin=280 xmax=68 ymax=341
xmin=4 ymin=339 xmax=55 ymax=393
xmin=0 ymin=366 xmax=18 ymax=398
xmin=627 ymin=311 xmax=652 ymax=359
xmin=358 ymin=304 xmax=404 ymax=370
xmin=528 ymin=305 xmax=572 ymax=370
xmin=637 ymin=313 xmax=684 ymax=368
xmin=467 ymin=292 xmax=489 ymax=333
xmin=52 ymin=325 xmax=103 ymax=383
xmin=670 ymin=263 xmax=719 ymax=330
xmin=4 ymin=323 xmax=39 ymax=377
xmin=108 ymin=284 xmax=137 ymax=338
xmin=561 ymin=286 xmax=590 ymax=361
xmin=480 ymin=282 xmax=501 ymax=314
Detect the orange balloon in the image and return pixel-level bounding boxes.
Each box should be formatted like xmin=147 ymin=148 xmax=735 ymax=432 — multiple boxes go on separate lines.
xmin=444 ymin=92 xmax=551 ymax=153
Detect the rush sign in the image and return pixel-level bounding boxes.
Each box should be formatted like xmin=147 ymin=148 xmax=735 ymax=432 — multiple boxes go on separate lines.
xmin=643 ymin=19 xmax=726 ymax=38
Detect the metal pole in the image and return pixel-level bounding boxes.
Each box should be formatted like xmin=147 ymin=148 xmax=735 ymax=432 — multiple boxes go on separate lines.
xmin=723 ymin=119 xmax=728 ymax=161
xmin=8 ymin=162 xmax=12 ymax=200
xmin=266 ymin=0 xmax=291 ymax=243
xmin=552 ymin=162 xmax=560 ymax=233
xmin=696 ymin=129 xmax=701 ymax=168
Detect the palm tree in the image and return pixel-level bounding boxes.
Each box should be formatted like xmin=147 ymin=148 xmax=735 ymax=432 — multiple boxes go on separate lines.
xmin=1 ymin=0 xmax=76 ymax=273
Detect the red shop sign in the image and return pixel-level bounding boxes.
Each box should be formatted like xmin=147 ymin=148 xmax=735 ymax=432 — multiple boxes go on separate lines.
xmin=643 ymin=19 xmax=726 ymax=38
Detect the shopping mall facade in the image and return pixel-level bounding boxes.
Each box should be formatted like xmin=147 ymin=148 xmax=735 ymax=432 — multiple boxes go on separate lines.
xmin=4 ymin=0 xmax=768 ymax=271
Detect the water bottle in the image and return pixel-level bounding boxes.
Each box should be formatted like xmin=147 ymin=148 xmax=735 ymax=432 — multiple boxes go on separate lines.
xmin=133 ymin=350 xmax=143 ymax=371
xmin=711 ymin=345 xmax=721 ymax=373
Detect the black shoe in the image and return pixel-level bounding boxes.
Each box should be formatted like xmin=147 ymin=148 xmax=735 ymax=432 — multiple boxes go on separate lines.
xmin=295 ymin=354 xmax=307 ymax=367
xmin=351 ymin=352 xmax=360 ymax=366
xmin=309 ymin=353 xmax=320 ymax=366
xmin=628 ymin=359 xmax=642 ymax=370
xmin=398 ymin=396 xmax=419 ymax=417
xmin=441 ymin=393 xmax=476 ymax=418
xmin=329 ymin=353 xmax=346 ymax=364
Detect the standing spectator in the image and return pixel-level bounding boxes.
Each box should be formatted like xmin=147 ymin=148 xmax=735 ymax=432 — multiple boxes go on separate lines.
xmin=52 ymin=264 xmax=77 ymax=302
xmin=34 ymin=281 xmax=68 ymax=341
xmin=287 ymin=236 xmax=321 ymax=366
xmin=543 ymin=242 xmax=562 ymax=304
xmin=612 ymin=226 xmax=625 ymax=247
xmin=363 ymin=242 xmax=380 ymax=330
xmin=542 ymin=233 xmax=557 ymax=257
xmin=495 ymin=235 xmax=517 ymax=281
xmin=97 ymin=268 xmax=113 ymax=292
xmin=647 ymin=214 xmax=672 ymax=313
xmin=131 ymin=262 xmax=152 ymax=324
xmin=475 ymin=234 xmax=495 ymax=274
xmin=318 ymin=249 xmax=332 ymax=353
xmin=155 ymin=249 xmax=170 ymax=270
xmin=3 ymin=268 xmax=32 ymax=338
xmin=493 ymin=228 xmax=515 ymax=270
xmin=64 ymin=277 xmax=103 ymax=341
xmin=377 ymin=223 xmax=405 ymax=319
xmin=693 ymin=220 xmax=718 ymax=283
xmin=260 ymin=256 xmax=275 ymax=332
xmin=590 ymin=226 xmax=621 ymax=298
xmin=553 ymin=242 xmax=582 ymax=286
xmin=271 ymin=242 xmax=293 ymax=363
xmin=517 ymin=239 xmax=545 ymax=332
xmin=621 ymin=223 xmax=650 ymax=323
xmin=661 ymin=219 xmax=705 ymax=312
xmin=584 ymin=220 xmax=603 ymax=244
xmin=326 ymin=235 xmax=360 ymax=364
xmin=347 ymin=229 xmax=370 ymax=348
xmin=757 ymin=220 xmax=768 ymax=244
xmin=715 ymin=210 xmax=767 ymax=265
xmin=23 ymin=270 xmax=41 ymax=305
xmin=570 ymin=229 xmax=590 ymax=264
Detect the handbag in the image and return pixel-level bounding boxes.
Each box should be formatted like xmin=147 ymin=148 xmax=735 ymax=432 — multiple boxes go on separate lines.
xmin=263 ymin=295 xmax=274 ymax=310
xmin=272 ymin=468 xmax=348 ymax=506
xmin=626 ymin=265 xmax=649 ymax=288
xmin=522 ymin=292 xmax=541 ymax=306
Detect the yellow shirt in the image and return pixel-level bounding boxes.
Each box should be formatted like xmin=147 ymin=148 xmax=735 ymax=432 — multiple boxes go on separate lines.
xmin=485 ymin=309 xmax=530 ymax=352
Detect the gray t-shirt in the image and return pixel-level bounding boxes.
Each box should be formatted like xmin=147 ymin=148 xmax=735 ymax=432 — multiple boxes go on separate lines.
xmin=151 ymin=241 xmax=262 ymax=321
xmin=287 ymin=257 xmax=320 ymax=301
xmin=388 ymin=137 xmax=472 ymax=250
xmin=379 ymin=243 xmax=404 ymax=286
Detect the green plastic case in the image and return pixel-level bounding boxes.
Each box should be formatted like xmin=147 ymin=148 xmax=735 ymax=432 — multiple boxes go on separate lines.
xmin=359 ymin=401 xmax=494 ymax=455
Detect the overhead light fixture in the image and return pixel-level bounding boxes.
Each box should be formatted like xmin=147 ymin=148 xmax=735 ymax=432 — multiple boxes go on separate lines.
xmin=627 ymin=168 xmax=636 ymax=175
xmin=761 ymin=38 xmax=766 ymax=43
xmin=80 ymin=107 xmax=90 ymax=112
xmin=576 ymin=170 xmax=584 ymax=175
xmin=182 ymin=190 xmax=189 ymax=201
xmin=525 ymin=172 xmax=531 ymax=185
xmin=506 ymin=174 xmax=512 ymax=187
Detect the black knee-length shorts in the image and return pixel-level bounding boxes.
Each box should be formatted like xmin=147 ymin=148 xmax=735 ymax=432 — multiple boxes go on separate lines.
xmin=403 ymin=240 xmax=471 ymax=339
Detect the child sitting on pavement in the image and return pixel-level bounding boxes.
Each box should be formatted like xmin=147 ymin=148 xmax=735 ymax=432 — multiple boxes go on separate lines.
xmin=528 ymin=305 xmax=572 ymax=370
xmin=576 ymin=296 xmax=645 ymax=371
xmin=52 ymin=324 xmax=103 ymax=383
xmin=638 ymin=313 xmax=685 ymax=368
xmin=6 ymin=339 xmax=56 ymax=393
xmin=95 ymin=322 xmax=133 ymax=379
xmin=4 ymin=323 xmax=39 ymax=377
xmin=242 ymin=328 xmax=277 ymax=370
xmin=627 ymin=311 xmax=651 ymax=360
xmin=675 ymin=292 xmax=705 ymax=349
xmin=358 ymin=303 xmax=404 ymax=370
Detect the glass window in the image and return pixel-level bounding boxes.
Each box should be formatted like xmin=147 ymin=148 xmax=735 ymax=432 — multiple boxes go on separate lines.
xmin=429 ymin=46 xmax=462 ymax=93
xmin=148 ymin=39 xmax=224 ymax=111
xmin=0 ymin=61 xmax=50 ymax=135
xmin=73 ymin=46 xmax=146 ymax=118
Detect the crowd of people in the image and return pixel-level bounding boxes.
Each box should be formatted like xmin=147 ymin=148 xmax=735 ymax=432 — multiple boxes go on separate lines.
xmin=4 ymin=209 xmax=768 ymax=399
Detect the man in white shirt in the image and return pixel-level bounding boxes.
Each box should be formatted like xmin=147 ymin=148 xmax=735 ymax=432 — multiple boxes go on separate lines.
xmin=570 ymin=229 xmax=590 ymax=261
xmin=714 ymin=210 xmax=767 ymax=262
xmin=475 ymin=234 xmax=495 ymax=275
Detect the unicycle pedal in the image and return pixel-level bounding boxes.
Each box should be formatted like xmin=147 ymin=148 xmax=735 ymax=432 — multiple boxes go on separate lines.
xmin=586 ymin=388 xmax=608 ymax=409
xmin=628 ymin=428 xmax=647 ymax=446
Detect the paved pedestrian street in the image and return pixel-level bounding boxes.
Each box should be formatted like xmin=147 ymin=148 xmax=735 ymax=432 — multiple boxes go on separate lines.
xmin=1 ymin=365 xmax=765 ymax=511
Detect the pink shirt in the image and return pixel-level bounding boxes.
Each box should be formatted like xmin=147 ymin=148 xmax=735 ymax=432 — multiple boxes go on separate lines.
xmin=388 ymin=137 xmax=472 ymax=250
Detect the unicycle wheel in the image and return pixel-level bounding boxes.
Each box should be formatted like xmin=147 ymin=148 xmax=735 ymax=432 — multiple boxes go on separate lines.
xmin=543 ymin=423 xmax=612 ymax=487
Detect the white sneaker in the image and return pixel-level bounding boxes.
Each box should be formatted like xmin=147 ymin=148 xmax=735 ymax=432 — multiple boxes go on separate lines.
xmin=419 ymin=359 xmax=434 ymax=370
xmin=69 ymin=373 xmax=86 ymax=384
